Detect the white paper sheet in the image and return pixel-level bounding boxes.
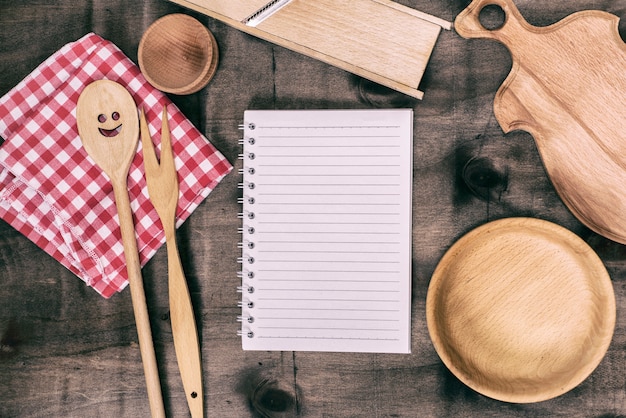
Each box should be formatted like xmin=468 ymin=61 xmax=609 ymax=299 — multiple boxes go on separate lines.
xmin=239 ymin=109 xmax=412 ymax=353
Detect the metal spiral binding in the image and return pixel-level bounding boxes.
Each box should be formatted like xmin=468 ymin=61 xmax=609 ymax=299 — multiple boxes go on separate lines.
xmin=237 ymin=330 xmax=254 ymax=338
xmin=238 ymin=168 xmax=256 ymax=176
xmin=237 ymin=315 xmax=255 ymax=324
xmin=237 ymin=255 xmax=255 ymax=264
xmin=237 ymin=270 xmax=255 ymax=279
xmin=237 ymin=211 xmax=255 ymax=220
xmin=238 ymin=300 xmax=254 ymax=309
xmin=238 ymin=226 xmax=255 ymax=235
xmin=238 ymin=240 xmax=255 ymax=249
xmin=238 ymin=181 xmax=256 ymax=190
xmin=238 ymin=120 xmax=257 ymax=339
xmin=237 ymin=285 xmax=255 ymax=294
xmin=238 ymin=196 xmax=256 ymax=205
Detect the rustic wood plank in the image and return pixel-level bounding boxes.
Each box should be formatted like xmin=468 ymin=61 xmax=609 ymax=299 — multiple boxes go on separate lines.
xmin=0 ymin=1 xmax=625 ymax=417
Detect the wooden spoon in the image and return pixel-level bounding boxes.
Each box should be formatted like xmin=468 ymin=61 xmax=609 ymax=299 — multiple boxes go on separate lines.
xmin=76 ymin=80 xmax=165 ymax=418
xmin=140 ymin=107 xmax=203 ymax=417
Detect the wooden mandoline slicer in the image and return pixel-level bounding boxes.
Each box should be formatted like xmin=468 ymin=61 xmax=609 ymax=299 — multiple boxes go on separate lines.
xmin=166 ymin=0 xmax=452 ymax=99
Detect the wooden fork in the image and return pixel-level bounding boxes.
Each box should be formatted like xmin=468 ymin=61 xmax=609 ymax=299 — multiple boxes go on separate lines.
xmin=140 ymin=107 xmax=203 ymax=418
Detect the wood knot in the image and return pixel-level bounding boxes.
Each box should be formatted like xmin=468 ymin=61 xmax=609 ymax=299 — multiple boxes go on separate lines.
xmin=249 ymin=377 xmax=299 ymax=417
xmin=0 ymin=320 xmax=21 ymax=359
xmin=462 ymin=156 xmax=508 ymax=201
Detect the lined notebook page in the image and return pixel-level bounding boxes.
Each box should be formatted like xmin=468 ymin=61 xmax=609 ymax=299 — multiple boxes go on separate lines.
xmin=239 ymin=109 xmax=412 ymax=353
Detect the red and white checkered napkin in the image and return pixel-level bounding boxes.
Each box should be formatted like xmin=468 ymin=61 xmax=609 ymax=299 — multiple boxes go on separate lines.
xmin=0 ymin=33 xmax=232 ymax=298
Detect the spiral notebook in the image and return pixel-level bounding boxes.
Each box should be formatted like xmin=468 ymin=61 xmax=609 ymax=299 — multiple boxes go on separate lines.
xmin=238 ymin=109 xmax=413 ymax=353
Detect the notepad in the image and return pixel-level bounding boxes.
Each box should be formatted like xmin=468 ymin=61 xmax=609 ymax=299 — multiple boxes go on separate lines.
xmin=238 ymin=109 xmax=412 ymax=353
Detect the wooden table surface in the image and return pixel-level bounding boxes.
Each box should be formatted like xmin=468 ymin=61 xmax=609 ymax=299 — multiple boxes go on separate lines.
xmin=1 ymin=1 xmax=625 ymax=416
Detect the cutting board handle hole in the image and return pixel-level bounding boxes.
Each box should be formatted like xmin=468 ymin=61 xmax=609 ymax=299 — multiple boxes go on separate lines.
xmin=478 ymin=4 xmax=505 ymax=31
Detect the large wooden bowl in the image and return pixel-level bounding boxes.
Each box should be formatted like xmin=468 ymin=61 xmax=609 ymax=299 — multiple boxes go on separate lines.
xmin=426 ymin=217 xmax=615 ymax=403
xmin=138 ymin=13 xmax=218 ymax=95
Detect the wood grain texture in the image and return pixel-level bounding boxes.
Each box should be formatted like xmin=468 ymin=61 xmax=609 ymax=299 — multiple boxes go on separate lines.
xmin=76 ymin=81 xmax=166 ymax=417
xmin=0 ymin=1 xmax=625 ymax=417
xmin=455 ymin=0 xmax=626 ymax=245
xmin=138 ymin=13 xmax=219 ymax=95
xmin=140 ymin=107 xmax=204 ymax=417
xmin=166 ymin=0 xmax=452 ymax=99
xmin=257 ymin=0 xmax=441 ymax=91
xmin=426 ymin=217 xmax=615 ymax=403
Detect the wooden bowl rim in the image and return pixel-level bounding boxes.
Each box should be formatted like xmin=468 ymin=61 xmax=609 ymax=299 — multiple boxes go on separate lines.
xmin=426 ymin=217 xmax=616 ymax=403
xmin=138 ymin=13 xmax=218 ymax=95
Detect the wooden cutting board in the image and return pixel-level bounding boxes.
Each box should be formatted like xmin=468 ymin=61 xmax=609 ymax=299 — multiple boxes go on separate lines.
xmin=166 ymin=0 xmax=451 ymax=99
xmin=455 ymin=0 xmax=626 ymax=244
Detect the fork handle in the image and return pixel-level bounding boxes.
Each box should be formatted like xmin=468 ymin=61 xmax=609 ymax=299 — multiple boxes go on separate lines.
xmin=165 ymin=221 xmax=204 ymax=418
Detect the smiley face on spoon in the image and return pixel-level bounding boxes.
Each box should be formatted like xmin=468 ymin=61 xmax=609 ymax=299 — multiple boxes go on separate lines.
xmin=76 ymin=80 xmax=137 ymax=141
xmin=97 ymin=111 xmax=122 ymax=137
xmin=76 ymin=81 xmax=165 ymax=416
xmin=76 ymin=80 xmax=140 ymax=178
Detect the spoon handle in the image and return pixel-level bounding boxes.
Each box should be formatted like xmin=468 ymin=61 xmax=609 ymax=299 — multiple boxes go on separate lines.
xmin=113 ymin=180 xmax=166 ymax=418
xmin=164 ymin=219 xmax=204 ymax=417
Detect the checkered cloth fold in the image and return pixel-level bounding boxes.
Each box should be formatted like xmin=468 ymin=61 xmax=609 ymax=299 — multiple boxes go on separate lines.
xmin=0 ymin=33 xmax=232 ymax=298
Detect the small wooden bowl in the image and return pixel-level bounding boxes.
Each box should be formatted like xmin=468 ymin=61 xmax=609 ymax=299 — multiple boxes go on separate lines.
xmin=426 ymin=218 xmax=615 ymax=403
xmin=138 ymin=14 xmax=219 ymax=95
